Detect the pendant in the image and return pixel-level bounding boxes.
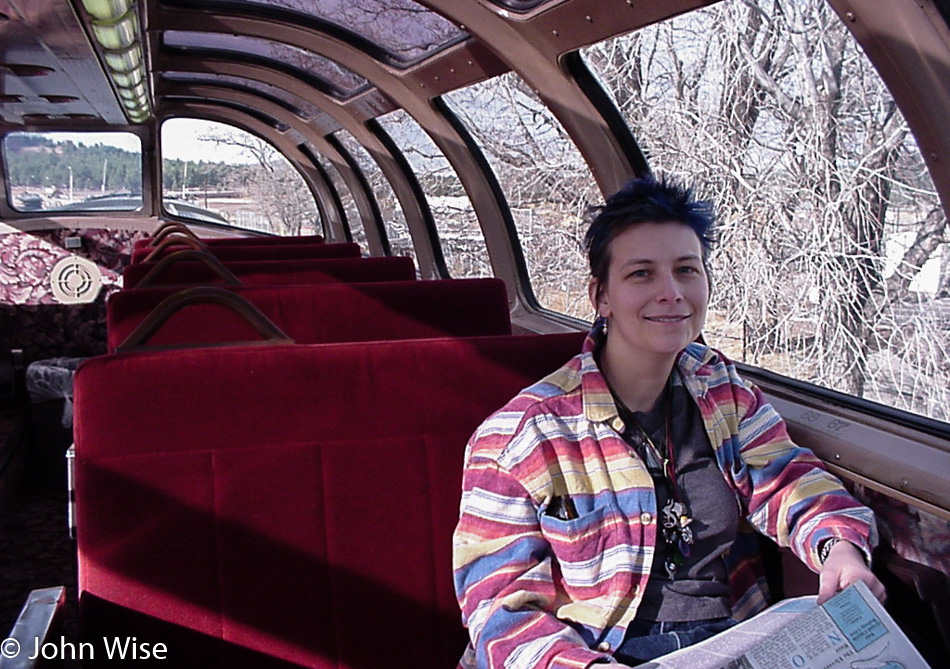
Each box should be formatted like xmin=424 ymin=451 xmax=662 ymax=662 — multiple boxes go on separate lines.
xmin=660 ymin=498 xmax=694 ymax=579
xmin=664 ymin=555 xmax=680 ymax=579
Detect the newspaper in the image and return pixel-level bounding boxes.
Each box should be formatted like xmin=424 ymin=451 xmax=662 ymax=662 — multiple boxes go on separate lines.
xmin=634 ymin=581 xmax=931 ymax=669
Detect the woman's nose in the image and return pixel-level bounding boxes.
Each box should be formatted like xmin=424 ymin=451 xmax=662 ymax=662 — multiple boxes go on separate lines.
xmin=655 ymin=272 xmax=683 ymax=302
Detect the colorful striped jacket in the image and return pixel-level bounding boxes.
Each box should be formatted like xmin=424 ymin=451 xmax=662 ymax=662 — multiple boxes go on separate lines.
xmin=452 ymin=327 xmax=877 ymax=668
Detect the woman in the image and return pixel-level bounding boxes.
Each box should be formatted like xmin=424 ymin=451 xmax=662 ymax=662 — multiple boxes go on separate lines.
xmin=452 ymin=175 xmax=884 ymax=668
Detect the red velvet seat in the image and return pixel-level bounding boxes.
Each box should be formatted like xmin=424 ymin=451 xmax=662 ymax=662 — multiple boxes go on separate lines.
xmin=105 ymin=279 xmax=512 ymax=351
xmin=122 ymin=256 xmax=417 ymax=289
xmin=72 ymin=332 xmax=585 ymax=668
xmin=130 ymin=241 xmax=360 ymax=264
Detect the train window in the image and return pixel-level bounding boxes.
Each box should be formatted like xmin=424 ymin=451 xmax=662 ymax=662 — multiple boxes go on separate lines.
xmin=161 ymin=118 xmax=320 ymax=235
xmin=3 ymin=131 xmax=142 ymax=212
xmin=311 ymin=149 xmax=364 ymax=247
xmin=377 ymin=110 xmax=490 ymax=278
xmin=185 ymin=0 xmax=465 ymax=64
xmin=443 ymin=74 xmax=599 ymax=318
xmin=162 ymin=31 xmax=368 ymax=98
xmin=334 ymin=130 xmax=414 ymax=262
xmin=581 ymin=0 xmax=949 ymax=423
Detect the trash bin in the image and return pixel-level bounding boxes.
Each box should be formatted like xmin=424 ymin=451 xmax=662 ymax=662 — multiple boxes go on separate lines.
xmin=25 ymin=357 xmax=85 ymax=489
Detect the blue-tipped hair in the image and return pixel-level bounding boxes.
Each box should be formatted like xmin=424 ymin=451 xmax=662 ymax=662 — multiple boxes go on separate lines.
xmin=584 ymin=174 xmax=717 ymax=288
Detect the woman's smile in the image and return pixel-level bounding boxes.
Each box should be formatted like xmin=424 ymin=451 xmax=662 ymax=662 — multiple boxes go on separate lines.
xmin=644 ymin=314 xmax=691 ymax=322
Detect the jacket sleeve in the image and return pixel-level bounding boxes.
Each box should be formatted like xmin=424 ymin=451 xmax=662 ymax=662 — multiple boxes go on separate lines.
xmin=725 ymin=373 xmax=877 ymax=572
xmin=452 ymin=428 xmax=615 ymax=669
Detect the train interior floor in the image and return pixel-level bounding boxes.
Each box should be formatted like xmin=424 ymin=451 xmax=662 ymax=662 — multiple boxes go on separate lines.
xmin=1 ymin=400 xmax=80 ymax=668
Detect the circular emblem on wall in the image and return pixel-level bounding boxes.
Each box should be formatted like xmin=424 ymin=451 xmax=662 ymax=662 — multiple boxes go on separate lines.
xmin=50 ymin=255 xmax=102 ymax=304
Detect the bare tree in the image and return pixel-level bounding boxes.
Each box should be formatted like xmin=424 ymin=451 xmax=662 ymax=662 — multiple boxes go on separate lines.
xmin=200 ymin=129 xmax=319 ymax=236
xmin=446 ymin=74 xmax=600 ymax=315
xmin=580 ymin=0 xmax=948 ymax=418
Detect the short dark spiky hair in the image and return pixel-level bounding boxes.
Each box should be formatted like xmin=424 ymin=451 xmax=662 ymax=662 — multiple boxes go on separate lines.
xmin=584 ymin=174 xmax=717 ymax=287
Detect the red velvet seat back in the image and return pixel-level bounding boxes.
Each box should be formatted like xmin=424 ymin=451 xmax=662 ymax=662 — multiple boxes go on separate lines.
xmin=133 ymin=234 xmax=326 ymax=250
xmin=73 ymin=333 xmax=585 ymax=668
xmin=105 ymin=279 xmax=512 ymax=351
xmin=130 ymin=241 xmax=356 ymax=264
xmin=122 ymin=256 xmax=416 ymax=289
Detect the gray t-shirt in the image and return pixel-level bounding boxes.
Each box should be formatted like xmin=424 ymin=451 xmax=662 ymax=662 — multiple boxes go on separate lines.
xmin=615 ymin=372 xmax=739 ymax=622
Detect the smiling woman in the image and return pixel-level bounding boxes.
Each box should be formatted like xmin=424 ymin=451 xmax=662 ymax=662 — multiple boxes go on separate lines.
xmin=452 ymin=175 xmax=882 ymax=667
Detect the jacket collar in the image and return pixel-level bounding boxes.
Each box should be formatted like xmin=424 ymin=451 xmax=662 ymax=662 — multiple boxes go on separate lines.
xmin=580 ymin=319 xmax=718 ymax=425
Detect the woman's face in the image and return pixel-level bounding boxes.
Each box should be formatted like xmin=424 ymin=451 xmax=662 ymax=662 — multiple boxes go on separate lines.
xmin=588 ymin=222 xmax=709 ymax=361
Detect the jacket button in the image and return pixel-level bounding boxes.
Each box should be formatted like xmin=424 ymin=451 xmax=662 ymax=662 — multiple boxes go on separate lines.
xmin=640 ymin=512 xmax=653 ymax=524
xmin=597 ymin=642 xmax=611 ymax=652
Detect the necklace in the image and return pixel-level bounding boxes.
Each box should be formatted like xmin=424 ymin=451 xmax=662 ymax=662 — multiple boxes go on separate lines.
xmin=616 ymin=375 xmax=695 ymax=579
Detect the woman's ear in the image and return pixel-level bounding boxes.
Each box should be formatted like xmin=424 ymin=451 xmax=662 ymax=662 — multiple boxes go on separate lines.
xmin=588 ymin=277 xmax=609 ymax=318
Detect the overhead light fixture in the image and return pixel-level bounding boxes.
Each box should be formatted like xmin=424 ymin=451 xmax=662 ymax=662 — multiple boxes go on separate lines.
xmin=81 ymin=0 xmax=132 ymax=22
xmin=78 ymin=0 xmax=152 ymax=123
xmin=103 ymin=44 xmax=142 ymax=73
xmin=117 ymin=84 xmax=147 ymax=104
xmin=90 ymin=9 xmax=138 ymax=50
xmin=111 ymin=66 xmax=144 ymax=89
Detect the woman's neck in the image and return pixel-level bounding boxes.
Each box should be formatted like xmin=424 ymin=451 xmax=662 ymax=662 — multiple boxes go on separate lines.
xmin=599 ymin=340 xmax=676 ymax=413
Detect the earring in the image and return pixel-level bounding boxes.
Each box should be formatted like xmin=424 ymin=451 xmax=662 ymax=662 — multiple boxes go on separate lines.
xmin=600 ymin=316 xmax=608 ymax=336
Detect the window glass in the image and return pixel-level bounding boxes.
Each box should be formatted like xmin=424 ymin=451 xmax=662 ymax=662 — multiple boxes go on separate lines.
xmin=334 ymin=130 xmax=415 ymax=264
xmin=161 ymin=118 xmax=320 ymax=235
xmin=485 ymin=0 xmax=554 ymax=12
xmin=3 ymin=132 xmax=142 ymax=212
xmin=444 ymin=73 xmax=600 ymax=317
xmin=582 ymin=0 xmax=949 ymax=423
xmin=163 ymin=31 xmax=368 ymax=98
xmin=185 ymin=0 xmax=464 ymax=64
xmin=377 ymin=110 xmax=490 ymax=278
xmin=309 ymin=147 xmax=365 ymax=249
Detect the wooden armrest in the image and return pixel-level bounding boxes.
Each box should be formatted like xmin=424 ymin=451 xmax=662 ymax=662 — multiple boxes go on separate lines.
xmin=1 ymin=587 xmax=65 ymax=669
xmin=148 ymin=221 xmax=199 ymax=245
xmin=115 ymin=286 xmax=294 ymax=352
xmin=134 ymin=249 xmax=242 ymax=288
xmin=141 ymin=233 xmax=207 ymax=263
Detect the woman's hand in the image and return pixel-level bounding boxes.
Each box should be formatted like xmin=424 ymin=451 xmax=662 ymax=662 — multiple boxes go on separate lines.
xmin=817 ymin=540 xmax=886 ymax=605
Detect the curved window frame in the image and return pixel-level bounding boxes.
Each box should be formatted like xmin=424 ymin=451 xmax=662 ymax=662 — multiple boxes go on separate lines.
xmin=376 ymin=109 xmax=494 ymax=280
xmin=442 ymin=73 xmax=601 ymax=320
xmin=334 ymin=128 xmax=414 ymax=263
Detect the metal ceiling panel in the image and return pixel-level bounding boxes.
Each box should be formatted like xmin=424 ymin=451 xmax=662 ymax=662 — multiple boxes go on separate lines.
xmin=0 ymin=0 xmax=125 ymax=124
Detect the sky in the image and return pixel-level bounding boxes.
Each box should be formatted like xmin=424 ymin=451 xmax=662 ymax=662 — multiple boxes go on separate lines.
xmin=41 ymin=119 xmax=255 ymax=165
xmin=160 ymin=118 xmax=255 ymax=164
